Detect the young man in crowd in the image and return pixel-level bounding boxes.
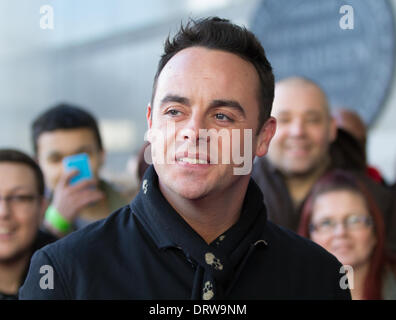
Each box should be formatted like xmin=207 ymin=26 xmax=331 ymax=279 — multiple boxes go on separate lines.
xmin=20 ymin=18 xmax=350 ymax=300
xmin=0 ymin=149 xmax=56 ymax=299
xmin=31 ymin=104 xmax=133 ymax=237
xmin=252 ymin=77 xmax=395 ymax=252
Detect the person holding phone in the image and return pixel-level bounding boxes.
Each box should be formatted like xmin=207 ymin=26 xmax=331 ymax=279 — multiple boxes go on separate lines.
xmin=31 ymin=104 xmax=135 ymax=238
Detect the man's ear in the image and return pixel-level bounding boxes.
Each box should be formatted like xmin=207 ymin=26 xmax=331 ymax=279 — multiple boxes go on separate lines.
xmin=146 ymin=104 xmax=153 ymax=144
xmin=255 ymin=117 xmax=277 ymax=158
xmin=147 ymin=104 xmax=153 ymax=130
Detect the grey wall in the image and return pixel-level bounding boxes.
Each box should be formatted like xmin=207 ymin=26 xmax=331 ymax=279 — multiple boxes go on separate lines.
xmin=0 ymin=0 xmax=256 ymax=175
xmin=1 ymin=0 xmax=395 ymax=183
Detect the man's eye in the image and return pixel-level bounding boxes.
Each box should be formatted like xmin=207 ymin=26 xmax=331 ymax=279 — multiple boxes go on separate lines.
xmin=165 ymin=109 xmax=181 ymax=116
xmin=48 ymin=156 xmax=62 ymax=163
xmin=305 ymin=117 xmax=321 ymax=124
xmin=215 ymin=113 xmax=232 ymax=121
xmin=277 ymin=118 xmax=290 ymax=124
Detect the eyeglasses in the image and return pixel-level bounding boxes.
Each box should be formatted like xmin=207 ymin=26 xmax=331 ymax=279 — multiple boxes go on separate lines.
xmin=310 ymin=214 xmax=373 ymax=234
xmin=0 ymin=194 xmax=41 ymax=210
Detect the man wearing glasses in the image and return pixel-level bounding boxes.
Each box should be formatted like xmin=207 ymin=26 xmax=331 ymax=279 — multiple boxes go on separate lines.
xmin=0 ymin=149 xmax=56 ymax=299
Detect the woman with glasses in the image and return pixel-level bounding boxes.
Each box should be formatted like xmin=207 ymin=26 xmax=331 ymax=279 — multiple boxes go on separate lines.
xmin=0 ymin=149 xmax=56 ymax=299
xmin=298 ymin=169 xmax=396 ymax=300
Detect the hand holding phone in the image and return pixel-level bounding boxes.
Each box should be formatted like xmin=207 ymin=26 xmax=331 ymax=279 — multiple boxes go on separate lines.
xmin=46 ymin=153 xmax=104 ymax=232
xmin=62 ymin=153 xmax=93 ymax=186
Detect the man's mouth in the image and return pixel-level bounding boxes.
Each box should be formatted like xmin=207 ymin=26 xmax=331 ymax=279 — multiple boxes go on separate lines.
xmin=177 ymin=157 xmax=209 ymax=165
xmin=175 ymin=151 xmax=211 ymax=165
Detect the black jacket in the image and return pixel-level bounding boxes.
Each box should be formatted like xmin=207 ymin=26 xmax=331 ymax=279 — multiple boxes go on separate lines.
xmin=0 ymin=230 xmax=56 ymax=300
xmin=19 ymin=166 xmax=350 ymax=300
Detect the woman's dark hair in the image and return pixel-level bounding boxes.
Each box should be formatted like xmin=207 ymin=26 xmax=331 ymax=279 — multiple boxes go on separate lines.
xmin=32 ymin=103 xmax=103 ymax=154
xmin=0 ymin=149 xmax=45 ymax=196
xmin=298 ymin=169 xmax=394 ymax=299
xmin=151 ymin=17 xmax=274 ymax=130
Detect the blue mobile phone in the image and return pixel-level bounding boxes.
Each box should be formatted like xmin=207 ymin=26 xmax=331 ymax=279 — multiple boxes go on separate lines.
xmin=62 ymin=153 xmax=93 ymax=186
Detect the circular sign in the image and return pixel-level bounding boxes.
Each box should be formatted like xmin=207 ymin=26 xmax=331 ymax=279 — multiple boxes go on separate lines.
xmin=251 ymin=0 xmax=395 ymax=125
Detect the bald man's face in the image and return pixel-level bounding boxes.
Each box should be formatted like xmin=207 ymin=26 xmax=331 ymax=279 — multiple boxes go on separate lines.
xmin=267 ymin=82 xmax=337 ymax=176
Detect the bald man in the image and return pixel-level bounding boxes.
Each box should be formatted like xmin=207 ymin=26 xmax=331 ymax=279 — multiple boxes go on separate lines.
xmin=252 ymin=77 xmax=336 ymax=230
xmin=252 ymin=77 xmax=395 ymax=245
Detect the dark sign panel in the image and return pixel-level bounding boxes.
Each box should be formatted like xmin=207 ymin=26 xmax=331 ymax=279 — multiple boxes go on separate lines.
xmin=251 ymin=0 xmax=395 ymax=125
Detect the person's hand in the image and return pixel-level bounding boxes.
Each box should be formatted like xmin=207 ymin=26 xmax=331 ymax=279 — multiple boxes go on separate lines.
xmin=50 ymin=169 xmax=104 ymax=224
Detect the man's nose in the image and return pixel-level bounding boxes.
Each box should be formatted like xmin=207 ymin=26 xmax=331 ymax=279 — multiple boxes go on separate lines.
xmin=180 ymin=113 xmax=207 ymax=142
xmin=288 ymin=119 xmax=306 ymax=137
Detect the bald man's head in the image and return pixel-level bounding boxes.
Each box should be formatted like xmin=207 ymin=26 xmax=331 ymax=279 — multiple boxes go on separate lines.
xmin=267 ymin=76 xmax=337 ymax=177
xmin=274 ymin=77 xmax=331 ymax=115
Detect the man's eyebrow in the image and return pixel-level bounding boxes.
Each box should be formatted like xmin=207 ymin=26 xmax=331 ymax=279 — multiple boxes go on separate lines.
xmin=302 ymin=110 xmax=326 ymax=119
xmin=46 ymin=146 xmax=94 ymax=158
xmin=209 ymin=99 xmax=246 ymax=117
xmin=304 ymin=110 xmax=323 ymax=115
xmin=160 ymin=95 xmax=190 ymax=107
xmin=75 ymin=145 xmax=96 ymax=153
xmin=46 ymin=151 xmax=62 ymax=158
xmin=276 ymin=110 xmax=290 ymax=116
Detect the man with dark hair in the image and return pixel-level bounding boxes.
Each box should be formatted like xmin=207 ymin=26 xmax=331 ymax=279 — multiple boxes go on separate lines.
xmin=32 ymin=103 xmax=104 ymax=155
xmin=0 ymin=149 xmax=56 ymax=299
xmin=32 ymin=103 xmax=131 ymax=237
xmin=151 ymin=17 xmax=275 ymax=130
xmin=20 ymin=18 xmax=350 ymax=300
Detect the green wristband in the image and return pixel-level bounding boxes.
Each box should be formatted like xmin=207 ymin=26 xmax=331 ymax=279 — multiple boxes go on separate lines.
xmin=45 ymin=205 xmax=72 ymax=233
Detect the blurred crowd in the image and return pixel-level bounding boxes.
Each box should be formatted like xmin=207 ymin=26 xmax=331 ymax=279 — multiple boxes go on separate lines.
xmin=1 ymin=69 xmax=396 ymax=299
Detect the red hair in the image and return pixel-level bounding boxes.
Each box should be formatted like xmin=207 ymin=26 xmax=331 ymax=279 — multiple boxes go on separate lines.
xmin=298 ymin=169 xmax=392 ymax=299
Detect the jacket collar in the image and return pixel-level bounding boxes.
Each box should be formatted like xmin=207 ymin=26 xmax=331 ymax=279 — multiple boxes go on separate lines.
xmin=130 ymin=166 xmax=269 ymax=299
xmin=130 ymin=165 xmax=268 ymax=250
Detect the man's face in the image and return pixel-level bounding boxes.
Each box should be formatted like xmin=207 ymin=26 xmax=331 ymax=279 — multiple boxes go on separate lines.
xmin=267 ymin=82 xmax=336 ymax=176
xmin=148 ymin=47 xmax=275 ymax=200
xmin=36 ymin=128 xmax=104 ymax=191
xmin=0 ymin=163 xmax=46 ymax=262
